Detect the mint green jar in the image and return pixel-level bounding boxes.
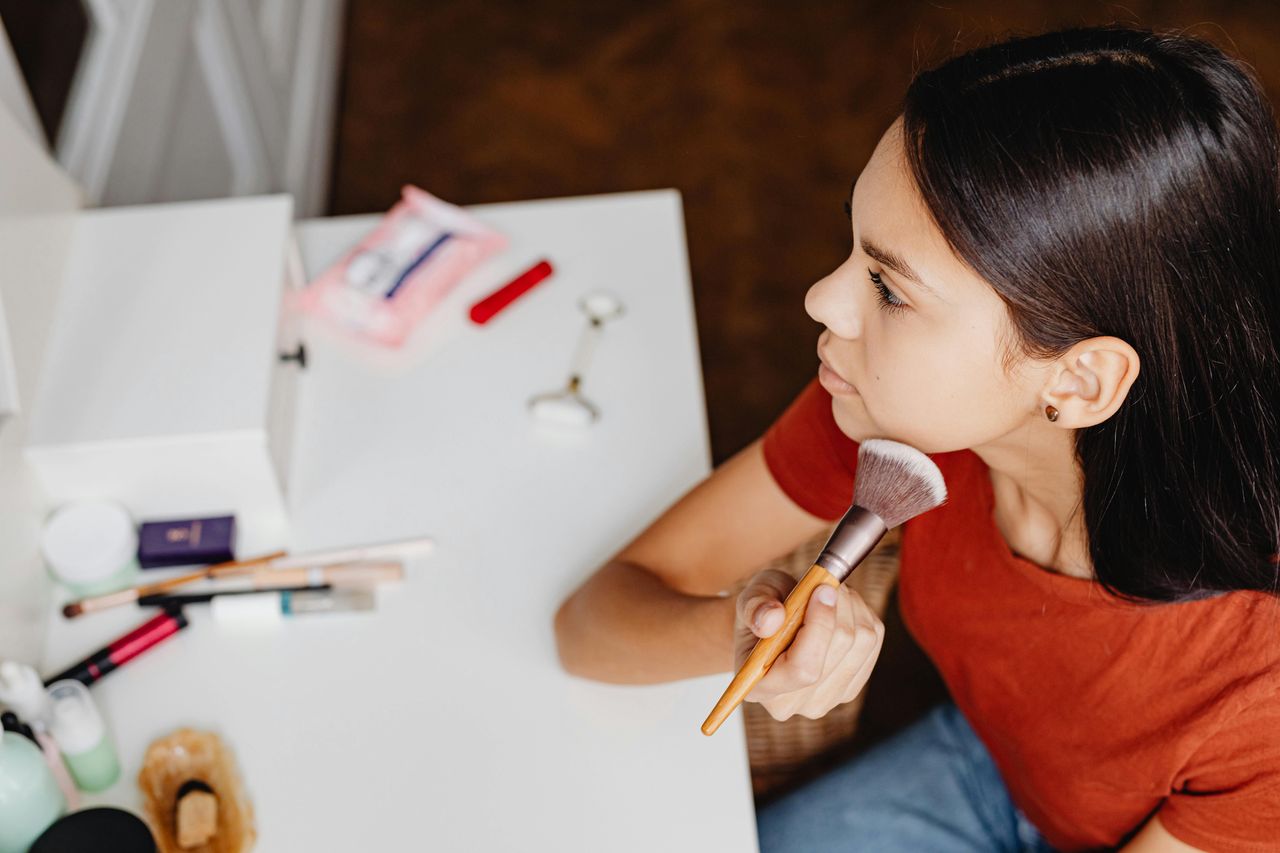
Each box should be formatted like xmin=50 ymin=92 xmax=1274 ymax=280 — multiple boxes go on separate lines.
xmin=0 ymin=730 xmax=66 ymax=853
xmin=47 ymin=680 xmax=120 ymax=792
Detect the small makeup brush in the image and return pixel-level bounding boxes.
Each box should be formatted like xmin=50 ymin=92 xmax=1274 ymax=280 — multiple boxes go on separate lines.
xmin=61 ymin=551 xmax=285 ymax=619
xmin=265 ymin=537 xmax=434 ymax=570
xmin=701 ymin=439 xmax=947 ymax=736
xmin=61 ymin=537 xmax=432 ymax=619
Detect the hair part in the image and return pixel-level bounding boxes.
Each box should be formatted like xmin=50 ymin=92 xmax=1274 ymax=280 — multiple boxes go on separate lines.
xmin=901 ymin=25 xmax=1280 ymax=601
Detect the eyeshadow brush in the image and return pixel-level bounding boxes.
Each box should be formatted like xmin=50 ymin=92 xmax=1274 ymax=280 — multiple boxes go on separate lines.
xmin=62 ymin=551 xmax=286 ymax=619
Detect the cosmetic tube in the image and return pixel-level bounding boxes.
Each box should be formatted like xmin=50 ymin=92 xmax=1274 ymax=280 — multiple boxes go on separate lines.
xmin=211 ymin=588 xmax=375 ymax=626
xmin=469 ymin=259 xmax=554 ymax=324
xmin=47 ymin=680 xmax=120 ymax=792
xmin=44 ymin=610 xmax=188 ymax=687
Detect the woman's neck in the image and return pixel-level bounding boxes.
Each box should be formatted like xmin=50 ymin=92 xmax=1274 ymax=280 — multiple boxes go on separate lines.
xmin=972 ymin=422 xmax=1094 ymax=580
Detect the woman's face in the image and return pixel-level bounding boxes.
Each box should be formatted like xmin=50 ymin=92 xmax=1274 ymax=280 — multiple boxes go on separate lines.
xmin=807 ymin=117 xmax=1041 ymax=453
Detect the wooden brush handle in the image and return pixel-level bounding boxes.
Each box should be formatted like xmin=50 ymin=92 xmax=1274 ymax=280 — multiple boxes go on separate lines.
xmin=142 ymin=550 xmax=286 ymax=596
xmin=701 ymin=563 xmax=840 ymax=736
xmin=67 ymin=551 xmax=288 ymax=617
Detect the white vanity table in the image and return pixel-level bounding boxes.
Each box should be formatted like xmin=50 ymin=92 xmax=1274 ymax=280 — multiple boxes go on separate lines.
xmin=28 ymin=190 xmax=761 ymax=851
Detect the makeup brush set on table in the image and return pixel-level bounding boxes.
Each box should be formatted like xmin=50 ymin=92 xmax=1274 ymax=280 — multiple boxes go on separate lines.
xmin=0 ymin=500 xmax=429 ymax=853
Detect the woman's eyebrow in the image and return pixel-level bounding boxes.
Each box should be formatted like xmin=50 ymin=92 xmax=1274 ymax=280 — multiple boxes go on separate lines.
xmin=859 ymin=237 xmax=943 ymax=301
xmin=847 ymin=179 xmax=944 ymax=301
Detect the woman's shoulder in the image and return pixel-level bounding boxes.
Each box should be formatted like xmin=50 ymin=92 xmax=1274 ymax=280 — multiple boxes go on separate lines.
xmin=1189 ymin=589 xmax=1280 ymax=667
xmin=1157 ymin=620 xmax=1280 ymax=850
xmin=1157 ymin=589 xmax=1280 ymax=733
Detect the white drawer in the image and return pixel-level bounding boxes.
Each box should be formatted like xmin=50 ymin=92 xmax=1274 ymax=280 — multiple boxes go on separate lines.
xmin=24 ymin=195 xmax=301 ymax=553
xmin=266 ymin=234 xmax=308 ymax=500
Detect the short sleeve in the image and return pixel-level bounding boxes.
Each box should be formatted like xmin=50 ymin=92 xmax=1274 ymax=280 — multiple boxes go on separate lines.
xmin=760 ymin=378 xmax=859 ymax=521
xmin=1158 ymin=693 xmax=1280 ymax=852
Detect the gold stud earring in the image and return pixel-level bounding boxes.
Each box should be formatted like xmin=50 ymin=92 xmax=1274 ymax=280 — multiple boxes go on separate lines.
xmin=1045 ymin=405 xmax=1060 ymax=422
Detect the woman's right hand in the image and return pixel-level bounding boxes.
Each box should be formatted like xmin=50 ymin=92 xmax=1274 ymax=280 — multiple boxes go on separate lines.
xmin=554 ymin=439 xmax=835 ymax=685
xmin=733 ymin=568 xmax=885 ymax=721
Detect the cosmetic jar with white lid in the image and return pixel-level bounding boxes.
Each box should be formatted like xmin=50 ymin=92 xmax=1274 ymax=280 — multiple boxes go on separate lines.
xmin=41 ymin=500 xmax=139 ymax=596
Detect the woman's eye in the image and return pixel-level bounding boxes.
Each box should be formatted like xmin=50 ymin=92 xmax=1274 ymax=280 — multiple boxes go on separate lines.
xmin=844 ymin=200 xmax=906 ymax=315
xmin=869 ymin=270 xmax=908 ymax=314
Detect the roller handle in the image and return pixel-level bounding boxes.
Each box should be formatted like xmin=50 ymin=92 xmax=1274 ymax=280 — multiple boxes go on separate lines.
xmin=701 ymin=563 xmax=840 ymax=736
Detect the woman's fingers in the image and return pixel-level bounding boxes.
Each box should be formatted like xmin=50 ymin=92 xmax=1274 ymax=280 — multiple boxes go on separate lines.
xmin=749 ymin=585 xmax=885 ymax=720
xmin=837 ymin=618 xmax=885 ymax=705
xmin=733 ymin=568 xmax=885 ymax=719
xmin=820 ymin=585 xmax=859 ymax=668
xmin=735 ymin=569 xmax=796 ymax=638
xmin=756 ymin=583 xmax=838 ymax=694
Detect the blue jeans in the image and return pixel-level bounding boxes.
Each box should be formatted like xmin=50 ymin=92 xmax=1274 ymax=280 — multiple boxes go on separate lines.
xmin=756 ymin=703 xmax=1057 ymax=852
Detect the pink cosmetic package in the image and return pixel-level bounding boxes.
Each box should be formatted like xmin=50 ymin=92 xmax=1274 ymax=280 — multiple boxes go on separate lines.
xmin=295 ymin=186 xmax=507 ymax=346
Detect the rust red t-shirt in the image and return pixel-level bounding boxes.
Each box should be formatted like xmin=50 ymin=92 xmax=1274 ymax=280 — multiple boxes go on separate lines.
xmin=762 ymin=378 xmax=1280 ymax=852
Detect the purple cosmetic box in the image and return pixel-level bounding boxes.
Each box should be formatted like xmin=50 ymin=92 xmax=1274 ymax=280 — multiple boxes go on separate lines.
xmin=137 ymin=515 xmax=236 ymax=569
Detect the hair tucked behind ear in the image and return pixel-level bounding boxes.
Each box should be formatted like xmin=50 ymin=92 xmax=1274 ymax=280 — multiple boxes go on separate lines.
xmin=901 ymin=25 xmax=1280 ymax=601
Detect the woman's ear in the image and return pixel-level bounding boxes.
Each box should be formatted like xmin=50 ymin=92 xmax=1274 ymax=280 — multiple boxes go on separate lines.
xmin=1042 ymin=337 xmax=1141 ymax=427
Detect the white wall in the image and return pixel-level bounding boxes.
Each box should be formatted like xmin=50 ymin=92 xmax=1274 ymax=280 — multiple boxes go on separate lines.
xmin=0 ymin=18 xmax=84 ymax=663
xmin=56 ymin=0 xmax=345 ymax=217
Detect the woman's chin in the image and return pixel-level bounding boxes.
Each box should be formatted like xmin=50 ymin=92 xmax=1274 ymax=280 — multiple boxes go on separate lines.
xmin=831 ymin=397 xmax=872 ymax=442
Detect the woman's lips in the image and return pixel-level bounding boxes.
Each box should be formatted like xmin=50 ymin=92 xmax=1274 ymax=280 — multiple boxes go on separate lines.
xmin=818 ymin=359 xmax=859 ymax=396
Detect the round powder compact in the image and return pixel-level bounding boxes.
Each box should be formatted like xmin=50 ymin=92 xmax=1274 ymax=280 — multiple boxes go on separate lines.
xmin=41 ymin=500 xmax=139 ymax=596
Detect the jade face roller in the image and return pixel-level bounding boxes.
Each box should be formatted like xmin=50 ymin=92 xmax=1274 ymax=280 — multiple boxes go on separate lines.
xmin=529 ymin=292 xmax=625 ymax=426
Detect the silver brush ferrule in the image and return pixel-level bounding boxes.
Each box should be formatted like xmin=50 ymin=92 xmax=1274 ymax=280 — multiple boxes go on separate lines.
xmin=815 ymin=506 xmax=889 ymax=583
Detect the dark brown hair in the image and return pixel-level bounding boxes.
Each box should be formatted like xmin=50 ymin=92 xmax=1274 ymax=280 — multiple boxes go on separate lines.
xmin=901 ymin=26 xmax=1280 ymax=601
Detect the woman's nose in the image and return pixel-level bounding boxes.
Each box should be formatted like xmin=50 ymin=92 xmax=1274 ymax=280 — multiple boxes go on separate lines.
xmin=805 ymin=265 xmax=862 ymax=340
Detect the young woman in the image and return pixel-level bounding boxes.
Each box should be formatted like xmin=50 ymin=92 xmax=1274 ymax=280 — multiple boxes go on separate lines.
xmin=555 ymin=25 xmax=1280 ymax=852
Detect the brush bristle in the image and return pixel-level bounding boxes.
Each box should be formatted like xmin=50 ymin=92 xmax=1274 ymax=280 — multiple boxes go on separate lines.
xmin=853 ymin=439 xmax=947 ymax=528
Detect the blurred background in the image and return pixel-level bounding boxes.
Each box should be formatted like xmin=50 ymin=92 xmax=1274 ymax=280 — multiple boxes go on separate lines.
xmin=2 ymin=0 xmax=1277 ymax=774
xmin=4 ymin=0 xmax=1278 ymax=466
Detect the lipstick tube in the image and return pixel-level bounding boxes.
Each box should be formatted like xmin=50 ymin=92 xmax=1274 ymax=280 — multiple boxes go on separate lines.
xmin=44 ymin=610 xmax=189 ymax=687
xmin=468 ymin=259 xmax=554 ymax=325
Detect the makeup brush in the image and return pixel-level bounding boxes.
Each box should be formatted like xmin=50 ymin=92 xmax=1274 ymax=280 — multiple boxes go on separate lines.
xmin=134 ymin=558 xmax=405 ymax=607
xmin=62 ymin=539 xmax=432 ymax=619
xmin=264 ymin=537 xmax=434 ymax=570
xmin=61 ymin=551 xmax=285 ymax=619
xmin=701 ymin=439 xmax=947 ymax=736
